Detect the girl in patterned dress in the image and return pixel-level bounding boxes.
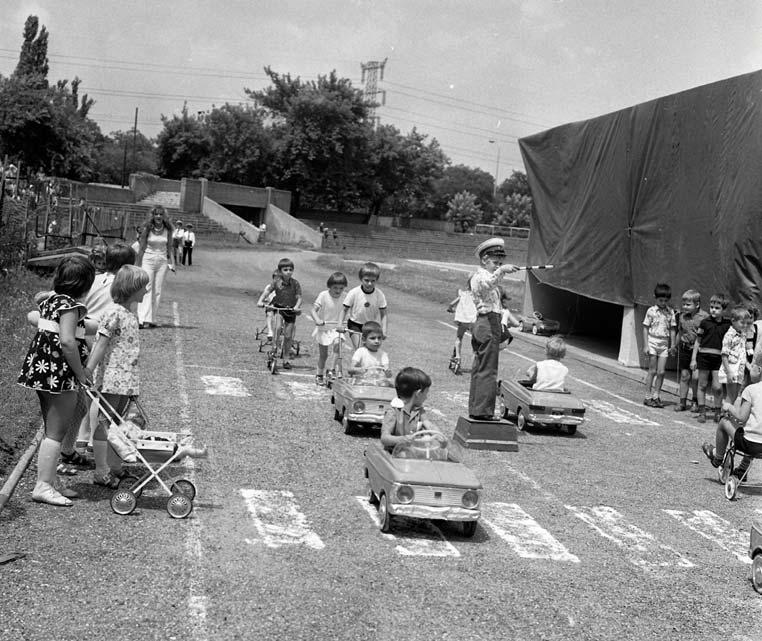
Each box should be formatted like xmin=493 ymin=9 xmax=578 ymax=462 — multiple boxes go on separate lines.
xmin=84 ymin=265 xmax=149 ymax=488
xmin=18 ymin=256 xmax=95 ymax=506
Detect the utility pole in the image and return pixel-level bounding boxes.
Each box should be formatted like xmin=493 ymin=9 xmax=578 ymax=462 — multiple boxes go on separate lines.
xmin=121 ymin=107 xmax=138 ymax=188
xmin=489 ymin=140 xmax=501 ymax=198
xmin=360 ymin=58 xmax=387 ymax=128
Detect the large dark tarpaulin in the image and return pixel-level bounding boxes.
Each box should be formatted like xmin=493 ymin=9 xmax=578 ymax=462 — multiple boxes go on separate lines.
xmin=519 ymin=69 xmax=762 ymax=308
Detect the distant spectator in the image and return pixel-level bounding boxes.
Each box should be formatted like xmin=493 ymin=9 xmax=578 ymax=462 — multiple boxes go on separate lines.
xmin=319 ymin=222 xmax=325 ymax=234
xmin=181 ymin=224 xmax=196 ymax=267
xmin=172 ymin=220 xmax=185 ymax=264
xmin=259 ymin=222 xmax=267 ymax=243
xmin=323 ymin=227 xmax=331 ymax=246
xmin=332 ymin=229 xmax=339 ymax=243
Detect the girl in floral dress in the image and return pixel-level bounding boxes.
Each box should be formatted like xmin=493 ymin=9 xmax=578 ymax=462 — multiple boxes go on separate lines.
xmin=84 ymin=265 xmax=149 ymax=487
xmin=18 ymin=256 xmax=95 ymax=506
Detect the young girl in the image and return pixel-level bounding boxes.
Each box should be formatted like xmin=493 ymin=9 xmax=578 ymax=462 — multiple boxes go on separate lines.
xmin=256 ymin=270 xmax=282 ymax=342
xmin=18 ymin=255 xmax=95 ymax=506
xmin=85 ymin=265 xmax=149 ymax=488
xmin=447 ymin=279 xmax=476 ymax=368
xmin=310 ymin=272 xmax=348 ymax=386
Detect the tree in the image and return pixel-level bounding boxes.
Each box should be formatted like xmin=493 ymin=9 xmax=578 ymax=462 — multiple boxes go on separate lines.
xmin=431 ymin=164 xmax=495 ymax=220
xmin=493 ymin=193 xmax=533 ymax=228
xmin=13 ymin=16 xmax=48 ymax=87
xmin=498 ymin=170 xmax=531 ymax=199
xmin=156 ymin=104 xmax=210 ymax=178
xmin=92 ymin=130 xmax=158 ymax=184
xmin=446 ymin=190 xmax=483 ymax=232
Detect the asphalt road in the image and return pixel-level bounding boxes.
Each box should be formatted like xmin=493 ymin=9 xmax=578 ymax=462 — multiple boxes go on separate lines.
xmin=2 ymin=247 xmax=761 ymax=641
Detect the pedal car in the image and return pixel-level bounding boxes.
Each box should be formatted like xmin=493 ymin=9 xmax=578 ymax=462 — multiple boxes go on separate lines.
xmin=518 ymin=311 xmax=560 ymax=336
xmin=752 ymin=521 xmax=762 ymax=594
xmin=498 ymin=378 xmax=585 ymax=435
xmin=364 ymin=430 xmax=482 ymax=537
xmin=331 ymin=367 xmax=396 ymax=435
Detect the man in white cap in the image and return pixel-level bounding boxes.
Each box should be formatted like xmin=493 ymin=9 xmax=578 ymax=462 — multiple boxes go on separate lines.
xmin=468 ymin=238 xmax=519 ymax=420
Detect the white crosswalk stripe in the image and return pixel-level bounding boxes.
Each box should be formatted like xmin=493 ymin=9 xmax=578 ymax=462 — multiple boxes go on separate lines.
xmin=566 ymin=505 xmax=694 ymax=567
xmin=240 ymin=489 xmax=325 ymax=550
xmin=664 ymin=509 xmax=751 ymax=564
xmin=583 ymin=399 xmax=659 ymax=426
xmin=200 ymin=375 xmax=250 ymax=397
xmin=482 ymin=503 xmax=579 ymax=562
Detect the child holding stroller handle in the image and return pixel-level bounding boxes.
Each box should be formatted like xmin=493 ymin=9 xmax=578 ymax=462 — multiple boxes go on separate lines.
xmin=338 ymin=262 xmax=388 ymax=350
xmin=311 ymin=272 xmax=348 ymax=386
xmin=85 ymin=265 xmax=150 ymax=488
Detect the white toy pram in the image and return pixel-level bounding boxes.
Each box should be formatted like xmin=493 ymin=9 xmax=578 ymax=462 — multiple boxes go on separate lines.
xmin=86 ymin=389 xmax=207 ymax=519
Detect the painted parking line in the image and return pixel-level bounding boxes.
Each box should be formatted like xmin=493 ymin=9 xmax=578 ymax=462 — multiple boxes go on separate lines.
xmin=283 ymin=380 xmax=328 ymax=400
xmin=584 ymin=399 xmax=659 ymax=426
xmin=200 ymin=375 xmax=251 ymax=397
xmin=482 ymin=503 xmax=579 ymax=562
xmin=240 ymin=489 xmax=325 ymax=550
xmin=566 ymin=505 xmax=694 ymax=568
xmin=664 ymin=509 xmax=751 ymax=564
xmin=354 ymin=497 xmax=460 ymax=557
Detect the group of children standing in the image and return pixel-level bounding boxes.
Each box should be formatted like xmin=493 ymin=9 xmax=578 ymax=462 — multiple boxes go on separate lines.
xmin=642 ymin=283 xmax=760 ymax=423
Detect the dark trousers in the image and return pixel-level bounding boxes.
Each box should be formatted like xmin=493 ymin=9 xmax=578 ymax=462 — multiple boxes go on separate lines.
xmin=469 ymin=312 xmax=501 ymax=417
xmin=181 ymin=246 xmax=193 ymax=265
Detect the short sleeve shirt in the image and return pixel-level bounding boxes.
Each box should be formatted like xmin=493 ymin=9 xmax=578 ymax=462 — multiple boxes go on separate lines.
xmin=351 ymin=347 xmax=389 ymax=371
xmin=313 ymin=290 xmax=345 ymax=325
xmin=740 ymin=382 xmax=762 ymax=443
xmin=643 ymin=305 xmax=676 ymax=339
xmin=96 ymin=303 xmax=140 ymax=395
xmin=84 ymin=273 xmax=116 ymax=322
xmin=343 ymin=286 xmax=387 ymax=325
xmin=382 ymin=405 xmax=426 ymax=438
xmin=721 ymin=326 xmax=746 ymax=365
xmin=271 ymin=278 xmax=301 ymax=308
xmin=676 ymin=309 xmax=708 ymax=345
xmin=470 ymin=267 xmax=502 ymax=314
xmin=697 ymin=316 xmax=731 ymax=353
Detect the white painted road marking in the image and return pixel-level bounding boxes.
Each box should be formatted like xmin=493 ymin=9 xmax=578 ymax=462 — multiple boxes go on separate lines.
xmin=200 ymin=375 xmax=251 ymax=397
xmin=566 ymin=505 xmax=694 ymax=568
xmin=584 ymin=399 xmax=659 ymax=426
xmin=283 ymin=380 xmax=327 ymax=400
xmin=664 ymin=509 xmax=751 ymax=564
xmin=354 ymin=497 xmax=461 ymax=557
xmin=241 ymin=489 xmax=325 ymax=550
xmin=482 ymin=503 xmax=579 ymax=562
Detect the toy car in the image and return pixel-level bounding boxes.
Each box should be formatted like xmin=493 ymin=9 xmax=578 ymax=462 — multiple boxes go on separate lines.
xmin=331 ymin=367 xmax=397 ymax=435
xmin=364 ymin=430 xmax=482 ymax=537
xmin=751 ymin=521 xmax=762 ymax=594
xmin=518 ymin=311 xmax=560 ymax=336
xmin=498 ymin=378 xmax=585 ymax=435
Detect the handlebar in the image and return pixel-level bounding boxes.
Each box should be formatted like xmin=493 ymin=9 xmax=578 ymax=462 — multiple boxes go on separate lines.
xmin=262 ymin=305 xmax=302 ymax=314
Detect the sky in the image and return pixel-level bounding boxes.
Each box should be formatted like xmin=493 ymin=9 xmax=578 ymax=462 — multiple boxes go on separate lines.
xmin=2 ymin=0 xmax=762 ymax=184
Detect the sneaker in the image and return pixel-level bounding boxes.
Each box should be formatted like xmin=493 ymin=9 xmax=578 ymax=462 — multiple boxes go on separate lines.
xmin=643 ymin=398 xmax=656 ymax=407
xmin=93 ymin=472 xmax=120 ymax=489
xmin=315 ymin=374 xmax=325 ymax=386
xmin=702 ymin=442 xmax=721 ymax=468
xmin=674 ymin=402 xmax=688 ymax=412
xmin=282 ymin=362 xmax=292 ymax=370
xmin=651 ymin=398 xmax=664 ymax=408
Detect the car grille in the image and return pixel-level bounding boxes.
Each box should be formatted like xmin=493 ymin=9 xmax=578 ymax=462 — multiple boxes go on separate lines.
xmin=411 ymin=486 xmax=474 ymax=508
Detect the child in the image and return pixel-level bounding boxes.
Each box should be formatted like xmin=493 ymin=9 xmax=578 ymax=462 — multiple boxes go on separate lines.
xmin=17 ymin=255 xmax=95 ymax=506
xmin=84 ymin=265 xmax=149 ymax=487
xmin=720 ymin=306 xmax=751 ymax=405
xmin=380 ymin=367 xmax=437 ymax=451
xmin=339 ymin=262 xmax=388 ymax=349
xmin=257 ymin=259 xmax=302 ymax=369
xmin=499 ymin=287 xmax=520 ymax=347
xmin=691 ymin=293 xmax=730 ymax=423
xmin=256 ymin=271 xmax=281 ymax=342
xmin=642 ymin=283 xmax=677 ymax=408
xmin=525 ymin=336 xmax=569 ymax=391
xmin=702 ymin=366 xmax=762 ymax=481
xmin=673 ymin=290 xmax=708 ymax=412
xmin=446 ymin=279 xmax=476 ymax=366
xmin=348 ymin=321 xmax=391 ymax=377
xmin=311 ymin=272 xmax=348 ymax=385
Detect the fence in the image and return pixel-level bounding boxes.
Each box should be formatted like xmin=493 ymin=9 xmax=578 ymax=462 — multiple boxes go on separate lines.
xmin=474 ymin=223 xmax=530 ymax=238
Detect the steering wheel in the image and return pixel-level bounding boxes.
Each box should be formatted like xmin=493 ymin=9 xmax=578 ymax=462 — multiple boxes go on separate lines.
xmin=410 ymin=430 xmax=448 ymax=447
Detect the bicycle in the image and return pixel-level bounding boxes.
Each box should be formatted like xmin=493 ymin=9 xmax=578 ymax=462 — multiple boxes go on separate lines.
xmin=263 ymin=305 xmax=302 ymax=374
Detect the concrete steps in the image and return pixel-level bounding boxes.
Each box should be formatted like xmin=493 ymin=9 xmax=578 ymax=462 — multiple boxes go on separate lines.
xmin=136 ymin=191 xmax=181 ymax=208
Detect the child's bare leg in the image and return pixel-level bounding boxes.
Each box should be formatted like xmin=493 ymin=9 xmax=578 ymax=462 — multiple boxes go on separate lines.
xmin=725 ymin=381 xmax=739 ymax=405
xmin=689 ymin=370 xmax=699 ymax=406
xmin=454 ymin=335 xmax=463 ymax=360
xmin=675 ymin=369 xmax=691 ymax=410
xmin=283 ymin=321 xmax=295 ymax=361
xmin=653 ymin=354 xmax=668 ymax=401
xmin=33 ymin=391 xmax=78 ymax=506
xmin=265 ymin=311 xmax=275 ymax=338
xmin=92 ymin=393 xmax=128 ymax=480
xmin=710 ymin=372 xmax=723 ymax=420
xmin=696 ymin=370 xmax=710 ymax=421
xmin=317 ymin=344 xmax=329 ymax=375
xmin=715 ymin=417 xmax=736 ymax=458
xmin=644 ymin=355 xmax=657 ymax=400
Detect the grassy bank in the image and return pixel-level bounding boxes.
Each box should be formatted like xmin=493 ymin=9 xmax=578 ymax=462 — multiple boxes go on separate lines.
xmin=0 ymin=268 xmax=49 ymax=475
xmin=314 ymin=254 xmax=525 ymax=309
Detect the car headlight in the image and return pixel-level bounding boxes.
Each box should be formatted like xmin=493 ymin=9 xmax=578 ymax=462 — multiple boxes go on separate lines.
xmin=396 ymin=485 xmax=414 ymax=504
xmin=462 ymin=490 xmax=479 ymax=509
xmin=352 ymin=400 xmax=365 ymax=413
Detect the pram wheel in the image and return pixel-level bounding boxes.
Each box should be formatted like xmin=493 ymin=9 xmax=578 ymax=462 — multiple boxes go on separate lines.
xmin=111 ymin=489 xmax=137 ymax=516
xmin=725 ymin=476 xmax=739 ymax=501
xmin=171 ymin=479 xmax=197 ymax=501
xmin=167 ymin=493 xmax=194 ymax=519
xmin=753 ymin=554 xmax=762 ymax=594
xmin=268 ymin=356 xmax=277 ymax=374
xmin=719 ymin=451 xmax=734 ymax=484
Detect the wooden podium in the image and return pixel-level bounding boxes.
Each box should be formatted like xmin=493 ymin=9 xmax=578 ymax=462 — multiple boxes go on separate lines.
xmin=453 ymin=416 xmax=518 ymax=451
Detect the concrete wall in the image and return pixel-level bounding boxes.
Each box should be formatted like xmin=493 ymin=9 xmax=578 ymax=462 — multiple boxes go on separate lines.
xmin=129 ymin=174 xmax=181 ymax=201
xmin=268 ymin=188 xmax=291 ymax=213
xmin=203 ymin=197 xmax=261 ymax=243
xmin=67 ymin=182 xmax=135 ymax=204
xmin=180 ymin=178 xmax=205 ymax=213
xmin=266 ymin=204 xmax=322 ymax=248
xmin=206 ymin=181 xmax=269 ymax=208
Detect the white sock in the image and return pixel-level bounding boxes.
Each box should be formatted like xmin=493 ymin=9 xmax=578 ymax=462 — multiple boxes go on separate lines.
xmin=92 ymin=439 xmax=110 ymax=477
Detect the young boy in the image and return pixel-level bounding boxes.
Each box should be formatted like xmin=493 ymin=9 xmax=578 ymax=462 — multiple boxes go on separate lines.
xmin=499 ymin=287 xmax=520 ymax=348
xmin=339 ymin=262 xmax=387 ymax=349
xmin=691 ymin=293 xmax=730 ymax=423
xmin=642 ymin=283 xmax=677 ymax=408
xmin=257 ymin=258 xmax=302 ymax=369
xmin=256 ymin=271 xmax=282 ymax=341
xmin=525 ymin=336 xmax=568 ymax=391
xmin=380 ymin=367 xmax=438 ymax=451
xmin=720 ymin=306 xmax=751 ymax=405
xmin=310 ymin=272 xmax=348 ymax=385
xmin=446 ymin=280 xmax=476 ymax=368
xmin=347 ymin=321 xmax=391 ymax=377
xmin=673 ymin=290 xmax=708 ymax=412
xmin=702 ymin=365 xmax=762 ymax=481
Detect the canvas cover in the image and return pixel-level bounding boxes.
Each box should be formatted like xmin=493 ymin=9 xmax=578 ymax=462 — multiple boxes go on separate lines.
xmin=519 ymin=69 xmax=762 ymax=308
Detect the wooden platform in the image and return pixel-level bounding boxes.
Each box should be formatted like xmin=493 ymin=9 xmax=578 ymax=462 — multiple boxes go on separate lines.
xmin=453 ymin=416 xmax=518 ymax=452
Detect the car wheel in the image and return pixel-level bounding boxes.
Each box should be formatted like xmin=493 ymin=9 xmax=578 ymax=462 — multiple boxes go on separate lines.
xmin=378 ymin=493 xmax=392 ymax=532
xmin=334 ymin=403 xmax=343 ymax=422
xmin=753 ymin=554 xmax=762 ymax=594
xmin=343 ymin=415 xmax=353 ymax=435
xmin=519 ymin=321 xmax=526 ymax=332
xmin=366 ymin=479 xmax=379 ymax=506
xmin=517 ymin=409 xmax=527 ymax=431
xmin=566 ymin=425 xmax=577 ymax=436
xmin=462 ymin=521 xmax=478 ymax=537
xmin=532 ymin=325 xmax=539 ymax=335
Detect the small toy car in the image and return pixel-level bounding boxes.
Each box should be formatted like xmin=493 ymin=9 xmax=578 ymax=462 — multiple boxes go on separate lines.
xmin=751 ymin=521 xmax=762 ymax=594
xmin=518 ymin=311 xmax=560 ymax=335
xmin=498 ymin=378 xmax=585 ymax=435
xmin=331 ymin=367 xmax=397 ymax=435
xmin=364 ymin=431 xmax=482 ymax=537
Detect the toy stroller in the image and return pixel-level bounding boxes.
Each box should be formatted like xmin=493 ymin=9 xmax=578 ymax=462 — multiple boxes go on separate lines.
xmin=86 ymin=389 xmax=207 ymax=519
xmin=325 ymin=328 xmax=360 ymax=388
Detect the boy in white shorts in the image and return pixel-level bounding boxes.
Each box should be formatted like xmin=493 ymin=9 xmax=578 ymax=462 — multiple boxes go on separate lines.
xmin=642 ymin=283 xmax=676 ymax=408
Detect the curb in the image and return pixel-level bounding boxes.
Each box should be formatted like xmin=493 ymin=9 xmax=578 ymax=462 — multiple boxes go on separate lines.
xmin=0 ymin=425 xmax=43 ymax=514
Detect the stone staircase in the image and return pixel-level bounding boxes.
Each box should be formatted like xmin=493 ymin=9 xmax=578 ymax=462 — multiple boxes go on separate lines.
xmin=136 ymin=191 xmax=181 ymax=209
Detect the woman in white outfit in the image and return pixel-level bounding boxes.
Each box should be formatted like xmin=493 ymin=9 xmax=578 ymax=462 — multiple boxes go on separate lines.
xmin=137 ymin=205 xmax=175 ymax=328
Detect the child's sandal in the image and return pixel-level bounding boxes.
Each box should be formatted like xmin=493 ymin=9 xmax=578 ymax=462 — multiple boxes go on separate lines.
xmin=61 ymin=450 xmax=91 ymax=467
xmin=93 ymin=472 xmax=120 ymax=489
xmin=56 ymin=463 xmax=78 ymax=476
